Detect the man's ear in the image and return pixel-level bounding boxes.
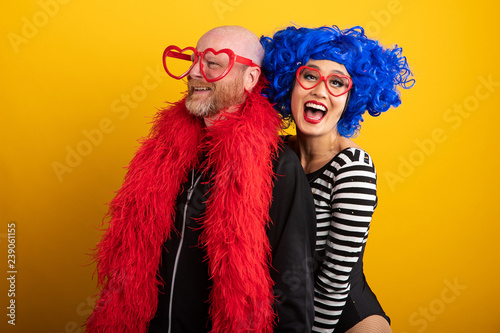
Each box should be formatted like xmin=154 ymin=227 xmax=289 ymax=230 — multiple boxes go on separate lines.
xmin=243 ymin=66 xmax=261 ymax=92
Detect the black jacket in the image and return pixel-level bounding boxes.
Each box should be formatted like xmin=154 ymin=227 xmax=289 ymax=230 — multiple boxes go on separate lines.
xmin=149 ymin=144 xmax=316 ymax=332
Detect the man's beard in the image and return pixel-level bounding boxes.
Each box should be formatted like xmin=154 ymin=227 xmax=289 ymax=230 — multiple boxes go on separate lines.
xmin=185 ymin=75 xmax=245 ymax=118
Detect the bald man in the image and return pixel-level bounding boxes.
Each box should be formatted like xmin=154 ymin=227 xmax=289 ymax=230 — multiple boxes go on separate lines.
xmin=86 ymin=26 xmax=316 ymax=333
xmin=185 ymin=26 xmax=264 ymax=121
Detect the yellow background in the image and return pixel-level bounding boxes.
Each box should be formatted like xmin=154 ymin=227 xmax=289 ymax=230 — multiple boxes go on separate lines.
xmin=2 ymin=0 xmax=499 ymax=332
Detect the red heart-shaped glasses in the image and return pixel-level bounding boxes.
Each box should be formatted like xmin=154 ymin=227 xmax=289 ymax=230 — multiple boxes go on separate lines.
xmin=163 ymin=45 xmax=260 ymax=82
xmin=296 ymin=66 xmax=353 ymax=97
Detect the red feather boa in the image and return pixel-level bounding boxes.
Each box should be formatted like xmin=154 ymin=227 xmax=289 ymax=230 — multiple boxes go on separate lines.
xmin=86 ymin=88 xmax=281 ymax=333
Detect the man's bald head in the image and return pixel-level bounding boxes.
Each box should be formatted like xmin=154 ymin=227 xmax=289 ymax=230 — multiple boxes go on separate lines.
xmin=185 ymin=26 xmax=263 ymax=122
xmin=196 ymin=26 xmax=264 ymax=66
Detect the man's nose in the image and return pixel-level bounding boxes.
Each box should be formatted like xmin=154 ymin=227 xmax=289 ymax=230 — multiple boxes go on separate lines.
xmin=188 ymin=57 xmax=203 ymax=79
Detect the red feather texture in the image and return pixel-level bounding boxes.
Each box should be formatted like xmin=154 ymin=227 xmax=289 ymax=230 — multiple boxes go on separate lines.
xmin=201 ymin=90 xmax=281 ymax=332
xmin=86 ymin=99 xmax=204 ymax=332
xmin=86 ymin=88 xmax=281 ymax=333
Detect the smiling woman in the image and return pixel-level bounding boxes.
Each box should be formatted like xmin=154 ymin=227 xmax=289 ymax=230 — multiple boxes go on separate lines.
xmin=261 ymin=25 xmax=414 ymax=333
xmin=290 ymin=60 xmax=352 ymax=141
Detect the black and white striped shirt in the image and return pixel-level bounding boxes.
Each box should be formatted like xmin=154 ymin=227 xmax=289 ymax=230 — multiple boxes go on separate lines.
xmin=308 ymin=148 xmax=377 ymax=332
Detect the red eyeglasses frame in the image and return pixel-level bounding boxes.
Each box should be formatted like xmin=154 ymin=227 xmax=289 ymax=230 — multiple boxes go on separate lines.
xmin=295 ymin=65 xmax=353 ymax=97
xmin=163 ymin=45 xmax=260 ymax=82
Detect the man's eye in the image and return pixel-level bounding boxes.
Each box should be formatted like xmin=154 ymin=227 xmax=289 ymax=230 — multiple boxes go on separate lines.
xmin=207 ymin=62 xmax=221 ymax=69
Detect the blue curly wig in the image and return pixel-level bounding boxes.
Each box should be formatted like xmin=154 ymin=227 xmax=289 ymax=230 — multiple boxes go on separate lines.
xmin=261 ymin=25 xmax=414 ymax=137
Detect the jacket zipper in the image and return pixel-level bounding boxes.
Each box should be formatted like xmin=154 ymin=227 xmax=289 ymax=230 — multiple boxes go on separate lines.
xmin=167 ymin=169 xmax=202 ymax=333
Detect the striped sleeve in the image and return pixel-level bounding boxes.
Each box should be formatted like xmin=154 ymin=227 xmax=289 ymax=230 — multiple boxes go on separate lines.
xmin=312 ymin=148 xmax=377 ymax=332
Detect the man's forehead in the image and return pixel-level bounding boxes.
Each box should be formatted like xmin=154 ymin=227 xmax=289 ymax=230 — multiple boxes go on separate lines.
xmin=195 ymin=26 xmax=263 ymax=65
xmin=196 ymin=31 xmax=241 ymax=52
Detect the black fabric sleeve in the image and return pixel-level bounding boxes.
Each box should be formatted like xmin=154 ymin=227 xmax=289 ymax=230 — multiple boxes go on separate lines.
xmin=267 ymin=144 xmax=317 ymax=333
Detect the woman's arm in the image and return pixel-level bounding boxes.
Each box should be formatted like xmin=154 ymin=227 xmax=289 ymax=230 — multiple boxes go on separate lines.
xmin=312 ymin=148 xmax=377 ymax=332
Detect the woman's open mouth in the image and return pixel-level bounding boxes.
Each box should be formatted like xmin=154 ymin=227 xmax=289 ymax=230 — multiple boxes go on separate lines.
xmin=303 ymin=101 xmax=327 ymax=124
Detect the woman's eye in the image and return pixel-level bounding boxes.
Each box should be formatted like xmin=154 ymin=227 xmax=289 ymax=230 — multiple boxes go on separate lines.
xmin=329 ymin=79 xmax=344 ymax=87
xmin=304 ymin=73 xmax=318 ymax=81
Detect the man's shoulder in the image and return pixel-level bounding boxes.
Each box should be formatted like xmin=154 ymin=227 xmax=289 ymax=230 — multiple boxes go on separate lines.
xmin=273 ymin=142 xmax=303 ymax=175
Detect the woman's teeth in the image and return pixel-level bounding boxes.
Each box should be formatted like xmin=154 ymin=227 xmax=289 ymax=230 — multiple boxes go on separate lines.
xmin=304 ymin=102 xmax=327 ymax=121
xmin=305 ymin=102 xmax=326 ymax=112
